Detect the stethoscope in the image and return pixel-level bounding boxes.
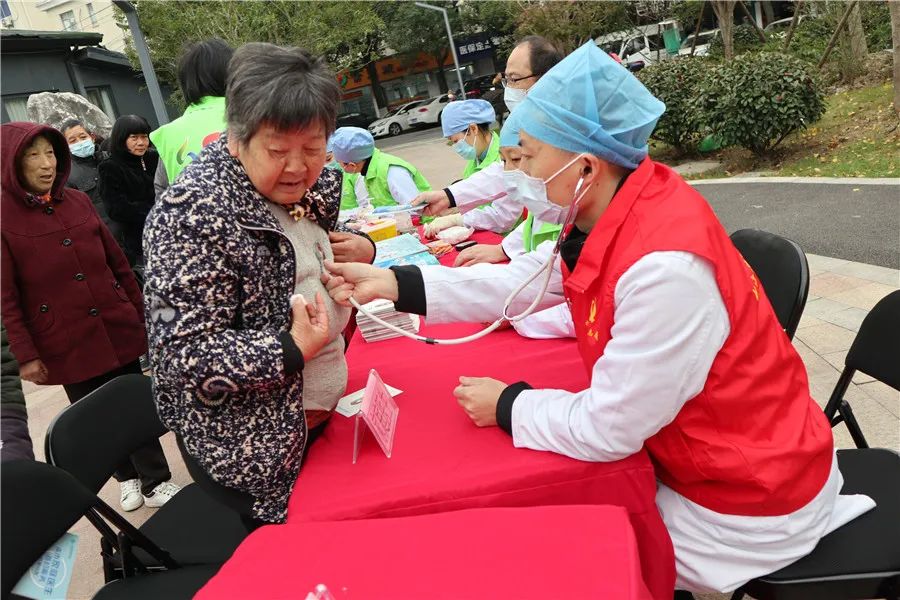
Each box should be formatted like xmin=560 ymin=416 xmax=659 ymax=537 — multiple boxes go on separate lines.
xmin=347 ymin=177 xmax=587 ymax=345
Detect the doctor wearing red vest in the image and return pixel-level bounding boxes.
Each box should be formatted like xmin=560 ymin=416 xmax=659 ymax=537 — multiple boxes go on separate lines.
xmin=323 ymin=43 xmax=874 ymax=594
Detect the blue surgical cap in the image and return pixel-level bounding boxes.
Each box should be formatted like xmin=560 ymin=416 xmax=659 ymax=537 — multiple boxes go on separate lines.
xmin=331 ymin=127 xmax=374 ymax=163
xmin=441 ymin=100 xmax=496 ymax=137
xmin=326 ymin=135 xmax=334 ymax=153
xmin=499 ymin=121 xmax=519 ymax=148
xmin=500 ymin=41 xmax=665 ymax=169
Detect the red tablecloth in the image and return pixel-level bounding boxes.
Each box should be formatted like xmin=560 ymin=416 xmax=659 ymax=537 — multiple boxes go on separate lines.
xmin=197 ymin=505 xmax=653 ymax=600
xmin=286 ymin=227 xmax=673 ymax=598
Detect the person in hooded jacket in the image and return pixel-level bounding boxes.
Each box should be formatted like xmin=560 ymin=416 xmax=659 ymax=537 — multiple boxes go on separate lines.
xmin=98 ymin=115 xmax=159 ymax=269
xmin=0 ymin=121 xmax=179 ymax=512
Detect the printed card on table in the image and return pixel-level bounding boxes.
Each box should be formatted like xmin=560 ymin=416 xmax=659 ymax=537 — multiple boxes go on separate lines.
xmin=352 ymin=369 xmax=400 ymax=463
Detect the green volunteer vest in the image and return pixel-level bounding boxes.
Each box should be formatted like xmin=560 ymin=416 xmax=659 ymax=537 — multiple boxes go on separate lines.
xmin=341 ymin=148 xmax=431 ymax=209
xmin=522 ymin=214 xmax=563 ymax=253
xmin=149 ymin=96 xmax=227 ymax=181
xmin=462 ymin=131 xmax=501 ymax=179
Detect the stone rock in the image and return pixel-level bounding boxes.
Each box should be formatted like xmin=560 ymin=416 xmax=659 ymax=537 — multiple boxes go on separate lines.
xmin=25 ymin=92 xmax=113 ymax=138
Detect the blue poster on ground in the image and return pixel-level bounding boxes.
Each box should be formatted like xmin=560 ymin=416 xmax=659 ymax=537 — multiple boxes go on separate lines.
xmin=12 ymin=533 xmax=78 ymax=600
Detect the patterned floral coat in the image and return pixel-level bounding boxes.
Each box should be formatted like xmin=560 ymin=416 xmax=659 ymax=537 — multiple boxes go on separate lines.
xmin=143 ymin=136 xmax=366 ymax=522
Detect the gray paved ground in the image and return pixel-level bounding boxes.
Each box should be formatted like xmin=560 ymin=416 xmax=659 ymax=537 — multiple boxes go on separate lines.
xmin=682 ymin=181 xmax=898 ymax=269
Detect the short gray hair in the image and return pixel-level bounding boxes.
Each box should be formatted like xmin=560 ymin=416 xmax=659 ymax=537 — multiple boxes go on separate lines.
xmin=226 ymin=43 xmax=340 ymax=144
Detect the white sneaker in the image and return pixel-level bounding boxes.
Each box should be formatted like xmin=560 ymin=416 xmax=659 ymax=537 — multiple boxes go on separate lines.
xmin=142 ymin=481 xmax=181 ymax=508
xmin=119 ymin=479 xmax=143 ymax=512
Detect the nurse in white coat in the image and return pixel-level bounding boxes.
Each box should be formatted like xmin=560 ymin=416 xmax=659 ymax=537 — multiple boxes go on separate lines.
xmin=323 ymin=42 xmax=873 ymax=594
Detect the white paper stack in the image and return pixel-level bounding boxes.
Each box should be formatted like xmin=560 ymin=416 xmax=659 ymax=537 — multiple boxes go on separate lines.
xmin=355 ymin=299 xmax=421 ymax=343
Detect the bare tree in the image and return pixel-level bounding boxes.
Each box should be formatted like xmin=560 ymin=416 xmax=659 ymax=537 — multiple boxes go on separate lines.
xmin=846 ymin=0 xmax=868 ymax=62
xmin=711 ymin=0 xmax=738 ymax=60
xmin=891 ymin=0 xmax=900 ymax=116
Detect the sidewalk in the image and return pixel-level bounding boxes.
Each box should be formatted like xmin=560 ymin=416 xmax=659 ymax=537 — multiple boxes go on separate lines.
xmin=18 ymin=253 xmax=898 ymax=599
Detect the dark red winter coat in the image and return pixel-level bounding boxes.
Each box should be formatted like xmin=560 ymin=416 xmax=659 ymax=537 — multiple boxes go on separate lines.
xmin=1 ymin=122 xmax=146 ymax=385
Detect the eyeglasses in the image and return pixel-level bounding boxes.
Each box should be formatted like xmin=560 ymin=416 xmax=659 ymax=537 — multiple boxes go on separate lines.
xmin=501 ymin=73 xmax=538 ymax=88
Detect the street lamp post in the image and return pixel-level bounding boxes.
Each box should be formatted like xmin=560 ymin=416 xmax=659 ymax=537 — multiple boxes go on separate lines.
xmin=112 ymin=0 xmax=169 ymax=125
xmin=414 ymin=2 xmax=466 ymax=97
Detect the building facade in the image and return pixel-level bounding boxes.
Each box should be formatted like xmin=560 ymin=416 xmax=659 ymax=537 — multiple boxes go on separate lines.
xmin=1 ymin=0 xmax=128 ymax=52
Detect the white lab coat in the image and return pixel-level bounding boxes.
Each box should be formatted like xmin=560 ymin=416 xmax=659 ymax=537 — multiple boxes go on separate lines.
xmin=500 ymin=224 xmax=576 ymax=339
xmin=445 ymin=162 xmax=524 ymax=234
xmin=353 ymin=165 xmax=420 ymax=208
xmin=418 ymin=247 xmax=874 ymax=593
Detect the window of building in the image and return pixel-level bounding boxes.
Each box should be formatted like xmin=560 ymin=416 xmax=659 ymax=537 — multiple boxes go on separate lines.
xmin=85 ymin=86 xmax=117 ymax=120
xmin=86 ymin=3 xmax=97 ymax=25
xmin=2 ymin=94 xmax=31 ymax=121
xmin=59 ymin=9 xmax=76 ymax=31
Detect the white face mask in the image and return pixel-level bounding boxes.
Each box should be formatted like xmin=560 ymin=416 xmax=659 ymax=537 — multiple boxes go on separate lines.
xmin=502 ymin=154 xmax=588 ymax=225
xmin=503 ymin=86 xmax=527 ymax=113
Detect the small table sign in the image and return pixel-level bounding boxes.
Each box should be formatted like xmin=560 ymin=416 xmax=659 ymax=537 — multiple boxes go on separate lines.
xmin=353 ymin=369 xmax=400 ymax=464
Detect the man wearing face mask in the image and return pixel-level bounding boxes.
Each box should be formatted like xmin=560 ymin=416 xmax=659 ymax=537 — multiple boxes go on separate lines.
xmin=323 ymin=42 xmax=875 ymax=595
xmin=59 ymin=119 xmax=118 ymax=237
xmin=411 ymin=36 xmax=563 ymax=218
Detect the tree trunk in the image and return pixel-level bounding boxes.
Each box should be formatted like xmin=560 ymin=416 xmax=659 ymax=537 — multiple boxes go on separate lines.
xmin=818 ymin=0 xmax=858 ymax=69
xmin=365 ymin=61 xmax=387 ymax=112
xmin=783 ymin=0 xmax=804 ymax=51
xmin=846 ymin=0 xmax=868 ymax=61
xmin=690 ymin=1 xmax=706 ymax=57
xmin=434 ymin=51 xmax=449 ymax=94
xmin=712 ymin=1 xmax=738 ymax=60
xmin=890 ymin=0 xmax=900 ymax=116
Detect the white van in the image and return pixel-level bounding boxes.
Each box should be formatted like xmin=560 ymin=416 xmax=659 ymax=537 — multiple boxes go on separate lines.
xmin=595 ymin=21 xmax=679 ymax=69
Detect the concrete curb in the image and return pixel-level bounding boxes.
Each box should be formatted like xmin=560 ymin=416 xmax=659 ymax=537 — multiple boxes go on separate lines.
xmin=688 ymin=176 xmax=900 ymax=185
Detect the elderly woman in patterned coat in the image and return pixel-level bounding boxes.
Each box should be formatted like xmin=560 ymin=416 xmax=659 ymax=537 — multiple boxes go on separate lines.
xmin=143 ymin=43 xmax=375 ymax=529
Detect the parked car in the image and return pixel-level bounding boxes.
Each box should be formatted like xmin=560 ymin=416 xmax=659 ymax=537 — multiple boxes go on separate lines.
xmin=406 ymin=94 xmax=452 ymax=128
xmin=596 ymin=22 xmax=677 ymax=71
xmin=463 ymin=74 xmax=500 ymax=99
xmin=336 ymin=111 xmax=374 ymax=129
xmin=368 ymin=100 xmax=427 ymax=137
xmin=678 ymin=29 xmax=720 ymax=57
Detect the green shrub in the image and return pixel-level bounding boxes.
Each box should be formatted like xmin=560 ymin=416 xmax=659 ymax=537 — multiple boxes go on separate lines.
xmin=694 ymin=52 xmax=825 ymax=156
xmin=638 ymin=57 xmax=712 ymax=153
xmin=708 ymin=23 xmax=762 ymax=57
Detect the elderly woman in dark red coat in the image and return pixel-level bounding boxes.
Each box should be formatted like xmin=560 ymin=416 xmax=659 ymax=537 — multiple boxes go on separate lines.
xmin=0 ymin=122 xmax=179 ymax=511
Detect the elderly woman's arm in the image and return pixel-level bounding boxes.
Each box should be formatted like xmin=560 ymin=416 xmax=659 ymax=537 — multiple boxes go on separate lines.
xmin=143 ymin=204 xmax=301 ymax=396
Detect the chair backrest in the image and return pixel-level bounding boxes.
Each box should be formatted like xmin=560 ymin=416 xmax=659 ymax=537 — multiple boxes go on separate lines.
xmin=730 ymin=228 xmax=810 ymax=339
xmin=44 ymin=374 xmax=166 ymax=493
xmin=1 ymin=460 xmax=97 ymax=598
xmin=845 ymin=290 xmax=900 ymax=391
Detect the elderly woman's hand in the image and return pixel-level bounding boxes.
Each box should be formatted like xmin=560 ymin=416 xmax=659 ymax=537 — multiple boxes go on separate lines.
xmin=329 ymin=232 xmax=375 ymax=264
xmin=289 ymin=293 xmax=331 ymax=361
xmin=321 ymin=261 xmax=398 ymax=307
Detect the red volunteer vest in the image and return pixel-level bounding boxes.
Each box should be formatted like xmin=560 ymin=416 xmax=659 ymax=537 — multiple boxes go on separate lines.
xmin=562 ymin=159 xmax=833 ymax=517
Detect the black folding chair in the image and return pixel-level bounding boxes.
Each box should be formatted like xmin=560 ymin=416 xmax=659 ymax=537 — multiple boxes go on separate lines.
xmin=1 ymin=460 xmax=219 ymax=600
xmin=731 ymin=291 xmax=900 ymax=600
xmin=730 ymin=229 xmax=810 ymax=340
xmin=44 ymin=374 xmax=247 ymax=582
xmin=823 ymin=290 xmax=900 ymax=449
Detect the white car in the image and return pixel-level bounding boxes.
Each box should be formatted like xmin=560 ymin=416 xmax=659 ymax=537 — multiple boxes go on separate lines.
xmin=368 ymin=100 xmax=427 ymax=138
xmin=406 ymin=94 xmax=452 ymax=128
xmin=678 ymin=29 xmax=720 ymax=57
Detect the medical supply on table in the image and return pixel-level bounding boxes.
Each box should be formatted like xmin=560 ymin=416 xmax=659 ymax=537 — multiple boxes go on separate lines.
xmin=360 ymin=218 xmax=397 ymax=242
xmin=454 ymin=240 xmax=478 ymax=251
xmin=346 ymin=177 xmax=588 ymax=346
xmin=436 ymin=226 xmax=474 ymax=245
xmin=425 ymin=240 xmax=453 ymax=257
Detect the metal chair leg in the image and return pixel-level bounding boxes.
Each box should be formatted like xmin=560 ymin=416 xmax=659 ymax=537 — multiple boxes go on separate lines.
xmin=840 ymin=400 xmax=870 ymax=448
